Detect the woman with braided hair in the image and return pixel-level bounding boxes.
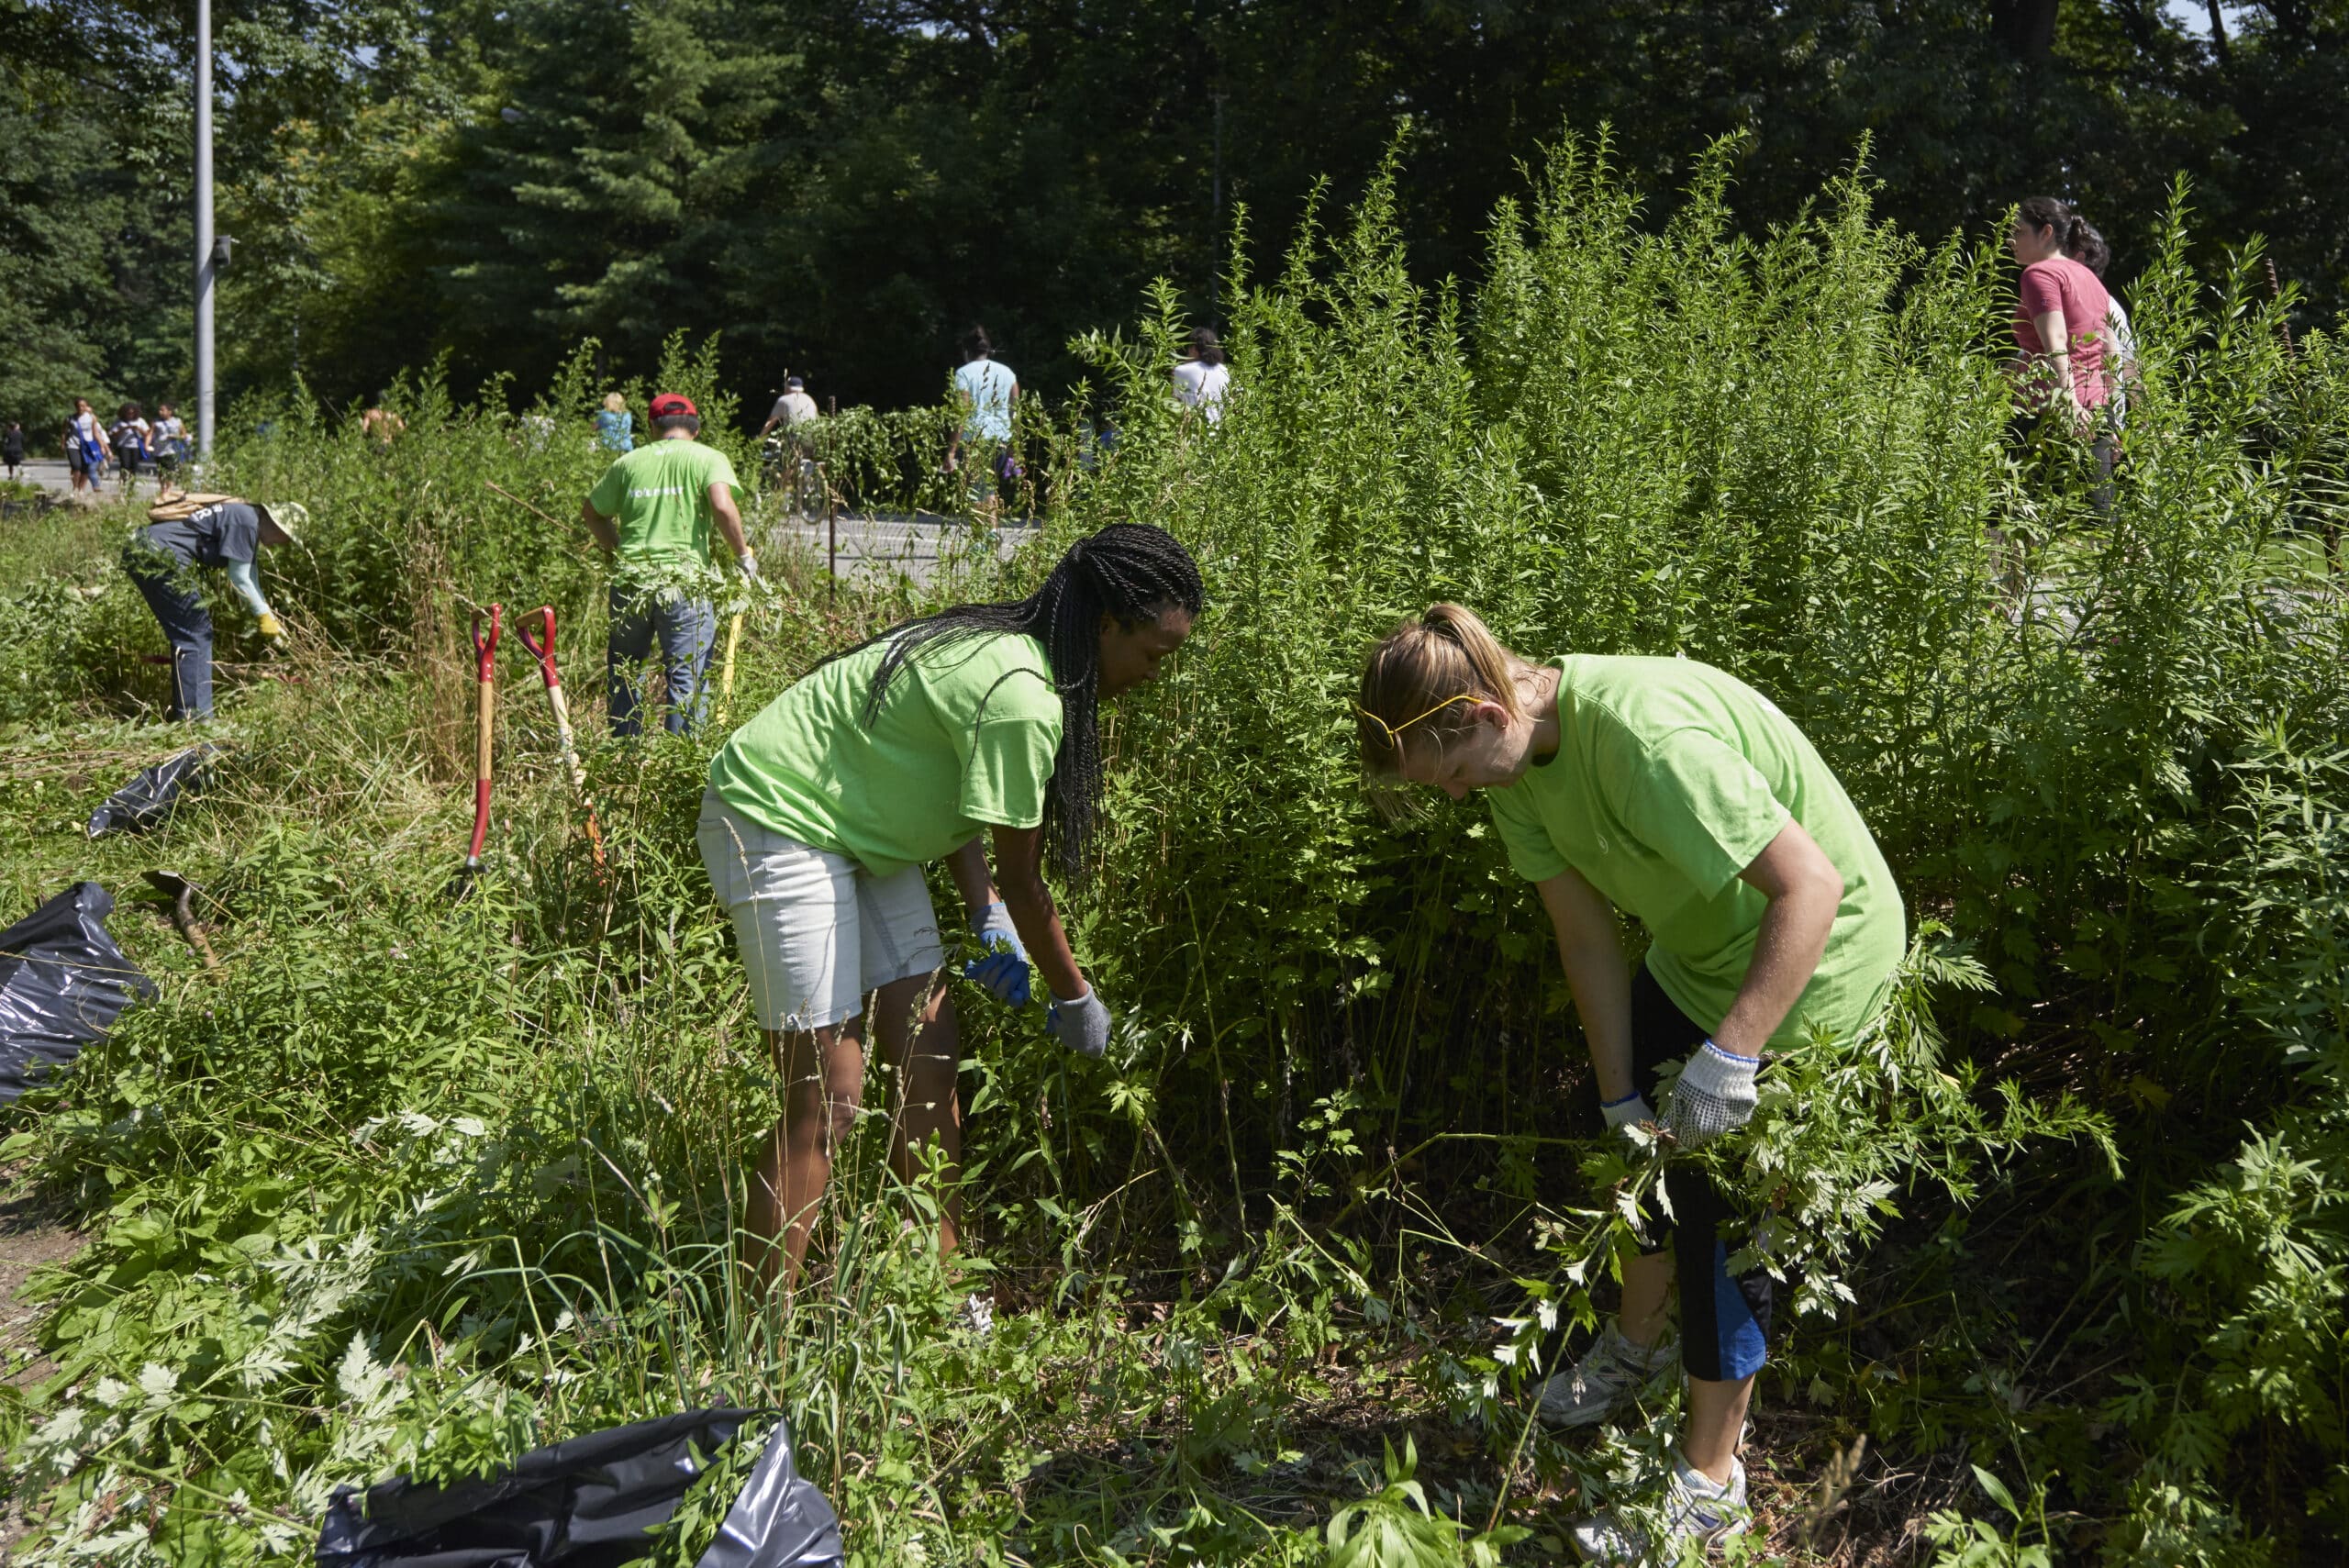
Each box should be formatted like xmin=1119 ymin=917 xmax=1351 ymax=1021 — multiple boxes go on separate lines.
xmin=1355 ymin=605 xmax=1903 ymax=1564
xmin=700 ymin=522 xmax=1204 ymax=1296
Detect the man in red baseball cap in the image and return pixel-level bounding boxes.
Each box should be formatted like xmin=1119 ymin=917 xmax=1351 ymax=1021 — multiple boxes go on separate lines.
xmin=581 ymin=392 xmax=757 ymax=735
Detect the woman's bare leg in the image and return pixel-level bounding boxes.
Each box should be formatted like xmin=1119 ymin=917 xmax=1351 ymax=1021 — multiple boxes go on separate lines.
xmin=748 ymin=1021 xmax=867 ymax=1291
xmin=1618 ymin=1248 xmax=1675 ymax=1347
xmin=1683 ymin=1373 xmax=1755 ymax=1485
xmin=870 ymin=971 xmax=963 ymax=1255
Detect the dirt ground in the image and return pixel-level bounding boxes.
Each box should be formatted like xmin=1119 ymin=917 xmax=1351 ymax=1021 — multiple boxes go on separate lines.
xmin=0 ymin=1176 xmax=83 ymax=1561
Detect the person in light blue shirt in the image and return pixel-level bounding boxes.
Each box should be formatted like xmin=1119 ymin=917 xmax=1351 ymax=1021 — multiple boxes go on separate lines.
xmin=944 ymin=326 xmax=1019 ymax=520
xmin=952 ymin=327 xmax=1017 ymax=441
xmin=596 ymin=392 xmax=636 ymax=453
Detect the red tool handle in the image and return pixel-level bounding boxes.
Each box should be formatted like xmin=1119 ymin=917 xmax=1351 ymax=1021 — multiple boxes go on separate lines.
xmin=515 ymin=605 xmax=562 ymax=691
xmin=472 ymin=605 xmax=502 ymax=681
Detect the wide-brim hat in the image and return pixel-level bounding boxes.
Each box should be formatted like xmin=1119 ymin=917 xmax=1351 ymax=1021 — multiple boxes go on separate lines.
xmin=255 ymin=500 xmax=307 ymax=542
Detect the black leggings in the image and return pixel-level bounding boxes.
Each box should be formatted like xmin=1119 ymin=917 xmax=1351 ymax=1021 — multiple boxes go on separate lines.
xmin=1630 ymin=964 xmax=1771 ymax=1383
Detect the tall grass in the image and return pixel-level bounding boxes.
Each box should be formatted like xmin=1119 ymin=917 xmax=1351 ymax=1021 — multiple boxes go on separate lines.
xmin=2 ymin=133 xmax=2344 ymax=1564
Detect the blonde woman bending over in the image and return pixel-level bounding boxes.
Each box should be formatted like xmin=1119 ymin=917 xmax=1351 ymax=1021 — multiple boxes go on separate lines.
xmin=1356 ymin=605 xmax=1904 ymax=1563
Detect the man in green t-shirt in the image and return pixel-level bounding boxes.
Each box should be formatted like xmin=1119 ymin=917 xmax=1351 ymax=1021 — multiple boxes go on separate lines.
xmin=581 ymin=392 xmax=755 ymax=736
xmin=1356 ymin=603 xmax=1905 ymax=1565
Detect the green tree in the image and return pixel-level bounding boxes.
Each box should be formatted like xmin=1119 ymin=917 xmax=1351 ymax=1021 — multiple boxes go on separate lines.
xmin=430 ymin=0 xmax=799 ymax=387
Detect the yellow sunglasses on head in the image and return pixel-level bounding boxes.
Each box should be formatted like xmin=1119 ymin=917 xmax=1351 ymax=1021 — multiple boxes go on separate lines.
xmin=1355 ymin=693 xmax=1481 ymax=748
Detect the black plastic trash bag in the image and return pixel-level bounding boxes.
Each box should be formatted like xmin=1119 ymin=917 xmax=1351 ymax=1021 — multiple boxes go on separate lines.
xmin=87 ymin=741 xmax=223 ymax=839
xmin=696 ymin=1421 xmax=843 ymax=1568
xmin=0 ymin=882 xmax=155 ymax=1103
xmin=315 ymin=1407 xmax=843 ymax=1568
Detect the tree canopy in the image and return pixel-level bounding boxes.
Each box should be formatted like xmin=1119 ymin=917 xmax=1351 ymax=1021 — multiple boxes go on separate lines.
xmin=5 ymin=0 xmax=2345 ymax=427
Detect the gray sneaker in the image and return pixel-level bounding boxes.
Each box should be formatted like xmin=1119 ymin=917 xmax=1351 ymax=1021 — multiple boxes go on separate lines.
xmin=1535 ymin=1319 xmax=1677 ymax=1429
xmin=1569 ymin=1452 xmax=1750 ymax=1563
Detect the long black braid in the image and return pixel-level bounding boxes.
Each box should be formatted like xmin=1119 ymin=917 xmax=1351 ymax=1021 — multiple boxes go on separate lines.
xmin=821 ymin=523 xmax=1205 ymax=882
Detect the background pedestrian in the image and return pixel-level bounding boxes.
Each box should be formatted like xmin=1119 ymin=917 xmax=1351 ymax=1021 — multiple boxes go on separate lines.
xmin=66 ymin=398 xmax=110 ymax=495
xmin=1171 ymin=327 xmax=1230 ymax=421
xmin=3 ymin=421 xmax=24 ymax=480
xmin=759 ymin=376 xmax=821 ymax=511
xmin=151 ymin=404 xmax=187 ymax=476
xmin=2009 ymin=196 xmax=2112 ymax=426
xmin=946 ymin=327 xmax=1019 ymax=520
xmin=596 ymin=392 xmax=634 ymax=453
xmin=759 ymin=375 xmax=818 ymax=439
xmin=110 ymin=403 xmax=150 ymax=492
xmin=360 ymin=403 xmax=404 ymax=445
xmin=2064 ymin=220 xmax=2137 ymax=428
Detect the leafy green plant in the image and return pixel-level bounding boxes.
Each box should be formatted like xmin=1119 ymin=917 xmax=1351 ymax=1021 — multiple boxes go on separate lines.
xmin=1321 ymin=1437 xmax=1513 ymax=1568
xmin=1922 ymin=1467 xmax=2054 ymax=1568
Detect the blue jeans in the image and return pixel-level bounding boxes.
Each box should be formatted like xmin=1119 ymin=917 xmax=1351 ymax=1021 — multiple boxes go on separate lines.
xmin=607 ymin=586 xmax=714 ymax=737
xmin=126 ymin=550 xmax=213 ymax=720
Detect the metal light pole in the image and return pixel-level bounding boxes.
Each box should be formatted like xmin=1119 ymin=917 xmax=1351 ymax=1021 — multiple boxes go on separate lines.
xmin=194 ymin=0 xmax=215 ymax=462
xmin=1210 ymin=89 xmax=1224 ymax=318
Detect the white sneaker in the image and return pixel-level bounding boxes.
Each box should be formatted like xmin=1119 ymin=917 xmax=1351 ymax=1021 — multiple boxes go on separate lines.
xmin=1569 ymin=1452 xmax=1750 ymax=1564
xmin=1535 ymin=1319 xmax=1677 ymax=1429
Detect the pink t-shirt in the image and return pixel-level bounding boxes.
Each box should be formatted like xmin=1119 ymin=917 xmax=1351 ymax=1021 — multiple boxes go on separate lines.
xmin=2014 ymin=257 xmax=2111 ymax=409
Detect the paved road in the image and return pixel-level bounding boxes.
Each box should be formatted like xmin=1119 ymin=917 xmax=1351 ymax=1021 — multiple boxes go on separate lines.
xmin=7 ymin=458 xmax=1023 ymax=588
xmin=761 ymin=508 xmax=1041 ymax=588
xmin=6 ymin=456 xmax=161 ymax=504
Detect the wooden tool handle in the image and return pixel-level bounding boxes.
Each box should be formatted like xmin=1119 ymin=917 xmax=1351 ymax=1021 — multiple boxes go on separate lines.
xmin=470 ymin=661 xmax=495 ymax=862
xmin=546 ymin=684 xmax=587 ymax=792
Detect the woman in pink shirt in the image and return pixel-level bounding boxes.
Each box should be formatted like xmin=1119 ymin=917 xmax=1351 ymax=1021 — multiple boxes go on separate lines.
xmin=2009 ymin=196 xmax=2112 ymax=422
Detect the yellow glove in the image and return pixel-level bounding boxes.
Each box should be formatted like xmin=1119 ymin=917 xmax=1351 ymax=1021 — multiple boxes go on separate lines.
xmin=257 ymin=611 xmax=285 ymax=643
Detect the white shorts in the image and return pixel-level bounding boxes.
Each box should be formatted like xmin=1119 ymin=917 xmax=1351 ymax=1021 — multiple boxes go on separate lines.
xmin=696 ymin=791 xmax=945 ymax=1031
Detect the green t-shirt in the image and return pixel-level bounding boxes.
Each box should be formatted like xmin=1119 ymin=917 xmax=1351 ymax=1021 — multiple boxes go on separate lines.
xmin=707 ymin=631 xmax=1063 ymax=879
xmin=1488 ymin=655 xmax=1905 ymax=1047
xmin=586 ymin=439 xmax=741 ymax=567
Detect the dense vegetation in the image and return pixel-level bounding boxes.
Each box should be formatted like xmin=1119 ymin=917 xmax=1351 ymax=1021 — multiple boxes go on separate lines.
xmin=3 ymin=147 xmax=2347 ymax=1564
xmin=5 ymin=0 xmax=2348 ymax=424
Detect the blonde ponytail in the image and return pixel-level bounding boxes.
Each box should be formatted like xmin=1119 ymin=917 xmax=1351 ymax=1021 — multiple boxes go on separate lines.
xmin=1356 ymin=602 xmax=1529 ymax=773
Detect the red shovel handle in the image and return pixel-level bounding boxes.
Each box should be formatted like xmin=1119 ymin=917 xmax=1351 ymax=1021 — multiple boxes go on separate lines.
xmin=515 ymin=605 xmax=561 ymax=689
xmin=472 ymin=604 xmax=502 ymax=680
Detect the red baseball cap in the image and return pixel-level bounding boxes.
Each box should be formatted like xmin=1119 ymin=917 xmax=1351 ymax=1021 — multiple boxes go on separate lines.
xmin=649 ymin=393 xmax=697 ymax=418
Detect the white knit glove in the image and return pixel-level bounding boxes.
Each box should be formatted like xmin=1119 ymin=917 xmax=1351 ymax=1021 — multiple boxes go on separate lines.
xmin=1664 ymin=1041 xmax=1761 ymax=1149
xmin=1600 ymin=1092 xmax=1656 ymax=1130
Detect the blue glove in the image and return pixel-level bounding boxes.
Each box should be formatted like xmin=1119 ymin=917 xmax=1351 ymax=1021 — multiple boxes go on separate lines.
xmin=962 ymin=902 xmax=1030 ymax=1006
xmin=1046 ymin=986 xmax=1111 ymax=1059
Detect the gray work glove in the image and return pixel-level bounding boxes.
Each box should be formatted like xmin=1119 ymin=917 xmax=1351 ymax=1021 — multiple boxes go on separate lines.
xmin=1664 ymin=1041 xmax=1761 ymax=1149
xmin=738 ymin=551 xmax=761 ymax=580
xmin=1046 ymin=985 xmax=1110 ymax=1060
